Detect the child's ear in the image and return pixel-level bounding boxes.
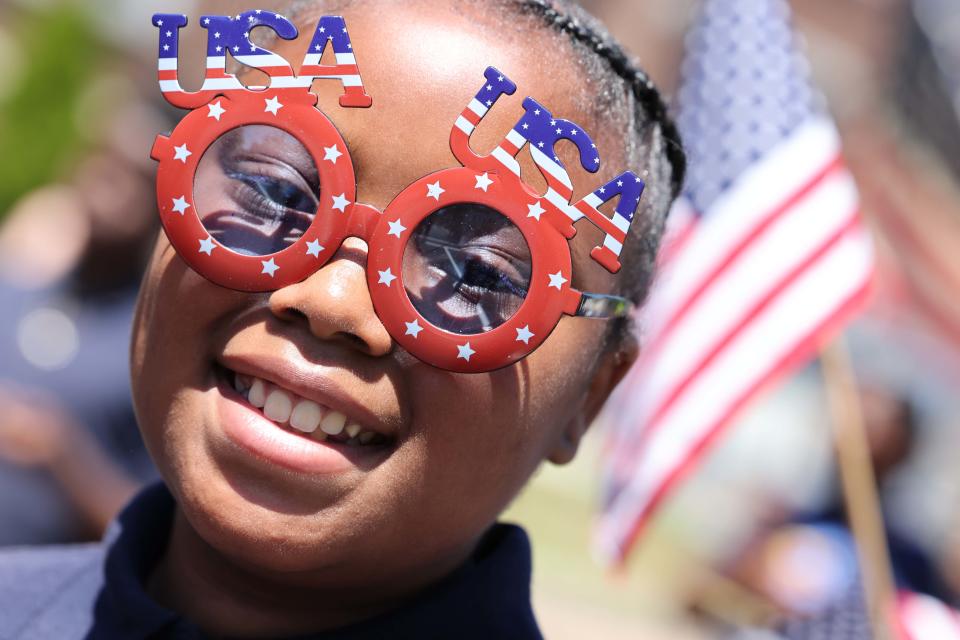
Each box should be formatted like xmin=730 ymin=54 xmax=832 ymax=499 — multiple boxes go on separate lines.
xmin=548 ymin=332 xmax=639 ymax=465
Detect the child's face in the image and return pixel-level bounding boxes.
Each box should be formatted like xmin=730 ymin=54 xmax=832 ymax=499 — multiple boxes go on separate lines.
xmin=132 ymin=5 xmax=634 ymax=587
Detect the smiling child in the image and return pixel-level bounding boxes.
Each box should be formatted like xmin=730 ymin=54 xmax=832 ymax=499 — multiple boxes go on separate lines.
xmin=0 ymin=1 xmax=684 ymax=638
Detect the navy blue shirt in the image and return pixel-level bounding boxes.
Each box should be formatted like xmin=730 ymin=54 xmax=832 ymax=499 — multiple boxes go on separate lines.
xmin=0 ymin=484 xmax=543 ymax=639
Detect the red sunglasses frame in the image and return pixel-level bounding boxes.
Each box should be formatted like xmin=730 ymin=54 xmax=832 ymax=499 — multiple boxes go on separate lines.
xmin=150 ymin=11 xmax=641 ymax=373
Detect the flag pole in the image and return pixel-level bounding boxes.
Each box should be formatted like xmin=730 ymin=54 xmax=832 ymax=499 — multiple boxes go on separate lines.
xmin=820 ymin=336 xmax=897 ymax=639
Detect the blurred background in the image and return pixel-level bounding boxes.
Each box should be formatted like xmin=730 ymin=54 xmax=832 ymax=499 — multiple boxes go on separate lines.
xmin=2 ymin=0 xmax=960 ymax=637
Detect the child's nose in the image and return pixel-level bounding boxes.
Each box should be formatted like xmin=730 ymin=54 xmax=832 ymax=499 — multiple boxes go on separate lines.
xmin=267 ymin=237 xmax=393 ymax=358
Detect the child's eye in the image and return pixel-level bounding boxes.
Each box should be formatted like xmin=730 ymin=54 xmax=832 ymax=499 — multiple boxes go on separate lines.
xmin=438 ymin=254 xmax=528 ymax=301
xmin=402 ymin=204 xmax=532 ymax=335
xmin=234 ymin=173 xmax=317 ymax=214
xmin=194 ymin=125 xmax=320 ymax=256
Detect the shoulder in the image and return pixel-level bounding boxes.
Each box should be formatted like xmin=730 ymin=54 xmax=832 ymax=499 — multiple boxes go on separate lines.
xmin=0 ymin=543 xmax=104 ymax=639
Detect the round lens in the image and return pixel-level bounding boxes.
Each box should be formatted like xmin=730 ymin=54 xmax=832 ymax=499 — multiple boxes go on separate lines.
xmin=402 ymin=204 xmax=532 ymax=335
xmin=194 ymin=125 xmax=320 ymax=256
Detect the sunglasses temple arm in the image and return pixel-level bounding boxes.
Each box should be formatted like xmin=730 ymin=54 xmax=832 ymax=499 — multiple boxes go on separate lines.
xmin=573 ymin=292 xmax=634 ymax=319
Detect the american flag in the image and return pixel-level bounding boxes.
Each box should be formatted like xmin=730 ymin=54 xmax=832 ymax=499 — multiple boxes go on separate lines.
xmin=594 ymin=0 xmax=875 ymax=564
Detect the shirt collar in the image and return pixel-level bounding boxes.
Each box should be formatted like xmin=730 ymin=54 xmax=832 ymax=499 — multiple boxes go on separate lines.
xmin=92 ymin=483 xmax=541 ymax=639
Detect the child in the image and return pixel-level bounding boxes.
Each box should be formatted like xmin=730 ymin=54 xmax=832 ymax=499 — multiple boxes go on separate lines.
xmin=0 ymin=0 xmax=683 ymax=637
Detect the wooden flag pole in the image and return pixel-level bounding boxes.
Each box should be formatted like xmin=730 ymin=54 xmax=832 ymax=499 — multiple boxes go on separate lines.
xmin=821 ymin=336 xmax=897 ymax=640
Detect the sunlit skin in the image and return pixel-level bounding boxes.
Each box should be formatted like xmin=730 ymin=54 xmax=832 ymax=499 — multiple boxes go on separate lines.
xmin=131 ymin=4 xmax=642 ymax=636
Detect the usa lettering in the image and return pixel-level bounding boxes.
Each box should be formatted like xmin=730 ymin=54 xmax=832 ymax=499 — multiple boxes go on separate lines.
xmin=451 ymin=67 xmax=643 ymax=273
xmin=152 ymin=11 xmax=372 ymax=110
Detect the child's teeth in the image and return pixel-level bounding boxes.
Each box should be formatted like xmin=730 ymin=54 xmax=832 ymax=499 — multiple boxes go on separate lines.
xmin=320 ymin=411 xmax=347 ymax=435
xmin=248 ymin=379 xmax=266 ymax=408
xmin=290 ymin=400 xmax=322 ymax=433
xmin=235 ymin=374 xmax=385 ymax=445
xmin=264 ymin=389 xmax=293 ymax=423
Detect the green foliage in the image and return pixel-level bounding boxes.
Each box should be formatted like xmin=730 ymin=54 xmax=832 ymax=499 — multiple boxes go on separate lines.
xmin=0 ymin=5 xmax=105 ymax=219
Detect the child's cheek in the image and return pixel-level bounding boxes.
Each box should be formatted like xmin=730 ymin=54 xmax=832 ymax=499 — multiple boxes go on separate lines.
xmin=132 ymin=235 xmax=252 ymax=428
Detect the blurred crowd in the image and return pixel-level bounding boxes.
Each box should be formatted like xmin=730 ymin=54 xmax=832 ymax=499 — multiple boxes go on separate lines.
xmin=0 ymin=0 xmax=173 ymax=545
xmin=4 ymin=0 xmax=960 ymax=638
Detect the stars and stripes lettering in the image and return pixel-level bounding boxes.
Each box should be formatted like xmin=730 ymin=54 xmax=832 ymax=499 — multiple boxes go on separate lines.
xmin=450 ymin=67 xmax=517 ymax=161
xmin=229 ymin=10 xmax=297 ymax=79
xmin=300 ymin=16 xmax=372 ymax=107
xmin=570 ymin=173 xmax=645 ymax=274
xmin=152 ymin=11 xmax=371 ymax=110
xmin=450 ymin=67 xmax=643 ymax=274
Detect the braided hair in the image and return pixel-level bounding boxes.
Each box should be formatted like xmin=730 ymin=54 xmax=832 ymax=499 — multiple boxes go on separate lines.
xmin=280 ymin=0 xmax=685 ymax=320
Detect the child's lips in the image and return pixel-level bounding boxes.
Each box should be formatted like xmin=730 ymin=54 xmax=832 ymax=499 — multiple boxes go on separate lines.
xmin=217 ymin=352 xmax=400 ymax=441
xmin=229 ymin=368 xmax=389 ymax=447
xmin=212 ymin=365 xmax=395 ymax=475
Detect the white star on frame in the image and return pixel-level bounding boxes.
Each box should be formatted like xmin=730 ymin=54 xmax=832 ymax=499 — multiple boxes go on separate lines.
xmin=173 ymin=144 xmax=192 ymax=163
xmin=405 ymin=320 xmax=423 ymax=338
xmin=264 ymin=96 xmax=283 ymax=115
xmin=527 ymin=201 xmax=545 ymax=221
xmin=548 ymin=271 xmax=568 ymax=290
xmin=171 ymin=196 xmax=190 ymax=215
xmin=387 ymin=219 xmax=407 ymax=239
xmin=515 ymin=325 xmax=535 ymax=345
xmin=426 ymin=181 xmax=445 ymax=201
xmin=378 ymin=268 xmax=397 ymax=287
xmin=198 ymin=237 xmax=216 ymax=256
xmin=323 ymin=144 xmax=343 ymax=164
xmin=331 ymin=193 xmax=350 ymax=212
xmin=457 ymin=342 xmax=476 ymax=362
xmin=207 ymin=101 xmax=226 ymax=121
xmin=474 ymin=173 xmax=494 ymax=192
xmin=261 ymin=259 xmax=279 ymax=277
xmin=306 ymin=240 xmax=324 ymax=258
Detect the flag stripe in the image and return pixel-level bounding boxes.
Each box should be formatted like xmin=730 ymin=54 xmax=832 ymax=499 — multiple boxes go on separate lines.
xmin=627 ymin=207 xmax=863 ymax=465
xmin=645 ymin=120 xmax=842 ymax=332
xmin=634 ymin=173 xmax=859 ymax=420
xmin=609 ymin=164 xmax=858 ymax=467
xmin=648 ymin=152 xmax=844 ymax=353
xmin=602 ymin=275 xmax=872 ymax=562
xmin=607 ymin=209 xmax=868 ymax=485
xmin=598 ymin=225 xmax=873 ymax=561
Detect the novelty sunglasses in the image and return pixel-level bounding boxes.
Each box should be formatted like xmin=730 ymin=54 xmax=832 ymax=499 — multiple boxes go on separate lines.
xmin=151 ymin=10 xmax=645 ymax=373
